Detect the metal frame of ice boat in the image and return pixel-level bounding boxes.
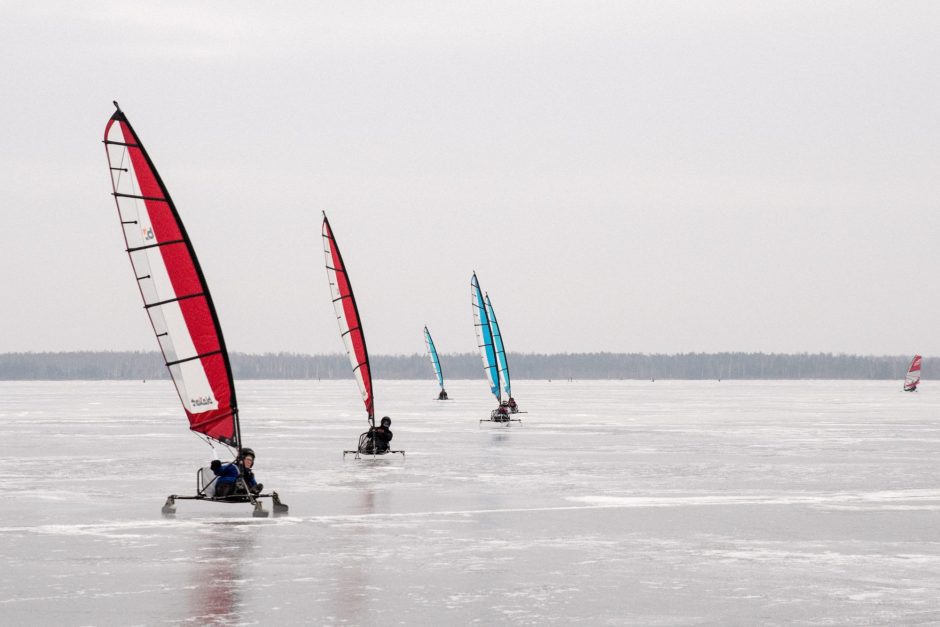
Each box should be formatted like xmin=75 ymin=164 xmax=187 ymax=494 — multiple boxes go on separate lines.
xmin=480 ymin=408 xmax=522 ymax=425
xmin=161 ymin=467 xmax=289 ymax=518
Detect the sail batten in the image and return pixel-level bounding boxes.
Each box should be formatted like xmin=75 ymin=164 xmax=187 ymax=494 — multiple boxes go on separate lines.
xmin=104 ymin=104 xmax=240 ymax=447
xmin=322 ymin=214 xmax=374 ymax=418
xmin=424 ymin=326 xmax=445 ymax=390
xmin=113 ymin=192 xmax=170 ymax=202
xmin=904 ymin=354 xmax=922 ymax=391
xmin=471 ymin=273 xmax=501 ymax=401
xmin=127 ymin=239 xmax=186 ymax=253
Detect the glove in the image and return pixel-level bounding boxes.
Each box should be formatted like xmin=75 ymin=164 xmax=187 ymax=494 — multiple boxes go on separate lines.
xmin=210 ymin=459 xmax=222 ymax=471
xmin=254 ymin=483 xmax=263 ymax=493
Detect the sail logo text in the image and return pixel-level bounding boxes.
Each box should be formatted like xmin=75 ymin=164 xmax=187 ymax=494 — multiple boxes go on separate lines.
xmin=141 ymin=227 xmax=155 ymax=241
xmin=191 ymin=396 xmax=215 ymax=407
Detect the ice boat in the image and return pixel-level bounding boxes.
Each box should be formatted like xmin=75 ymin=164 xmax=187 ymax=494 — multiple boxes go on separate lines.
xmin=472 ymin=273 xmax=521 ymax=425
xmin=904 ymin=354 xmax=922 ymax=392
xmin=424 ymin=326 xmax=450 ymax=400
xmin=322 ymin=213 xmax=405 ymax=460
xmin=104 ymin=102 xmax=287 ymax=518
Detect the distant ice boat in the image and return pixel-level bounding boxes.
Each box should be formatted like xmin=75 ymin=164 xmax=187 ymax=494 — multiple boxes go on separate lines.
xmin=904 ymin=354 xmax=922 ymax=392
xmin=424 ymin=326 xmax=450 ymax=400
xmin=322 ymin=213 xmax=405 ymax=460
xmin=104 ymin=102 xmax=286 ymax=518
xmin=472 ymin=273 xmax=521 ymax=425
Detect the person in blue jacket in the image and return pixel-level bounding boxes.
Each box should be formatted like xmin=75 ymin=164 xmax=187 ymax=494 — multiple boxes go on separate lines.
xmin=210 ymin=448 xmax=262 ymax=498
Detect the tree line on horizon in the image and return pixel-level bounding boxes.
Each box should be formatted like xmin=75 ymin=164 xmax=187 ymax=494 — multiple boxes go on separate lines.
xmin=0 ymin=351 xmax=926 ymax=381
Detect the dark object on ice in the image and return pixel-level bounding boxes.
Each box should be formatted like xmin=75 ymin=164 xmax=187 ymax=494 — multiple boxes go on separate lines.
xmin=481 ymin=403 xmax=522 ymax=425
xmin=360 ymin=417 xmax=393 ymax=453
xmin=438 ymin=388 xmax=449 ymax=401
xmin=344 ymin=416 xmax=405 ymax=460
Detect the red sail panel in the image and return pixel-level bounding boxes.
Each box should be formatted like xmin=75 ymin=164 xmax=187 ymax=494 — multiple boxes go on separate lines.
xmin=322 ymin=215 xmax=374 ymax=418
xmin=104 ymin=104 xmax=239 ymax=446
xmin=905 ymin=354 xmax=922 ymax=391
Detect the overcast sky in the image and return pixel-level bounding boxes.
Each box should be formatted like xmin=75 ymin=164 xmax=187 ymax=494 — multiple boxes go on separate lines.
xmin=1 ymin=1 xmax=939 ymax=356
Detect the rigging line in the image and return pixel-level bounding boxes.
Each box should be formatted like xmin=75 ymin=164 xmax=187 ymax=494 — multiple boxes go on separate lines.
xmin=191 ymin=430 xmax=215 ymax=449
xmin=144 ymin=291 xmax=206 ymax=309
xmin=112 ymin=146 xmax=127 ymax=190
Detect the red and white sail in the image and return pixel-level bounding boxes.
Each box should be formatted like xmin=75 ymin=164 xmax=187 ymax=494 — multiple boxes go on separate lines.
xmin=322 ymin=213 xmax=374 ymax=419
xmin=904 ymin=354 xmax=922 ymax=391
xmin=104 ymin=103 xmax=239 ymax=447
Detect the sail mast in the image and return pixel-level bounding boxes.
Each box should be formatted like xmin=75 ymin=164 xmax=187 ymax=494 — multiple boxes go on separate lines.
xmin=104 ymin=102 xmax=240 ymax=448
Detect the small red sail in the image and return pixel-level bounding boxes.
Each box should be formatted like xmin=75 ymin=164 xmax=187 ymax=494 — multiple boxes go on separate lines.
xmin=904 ymin=354 xmax=922 ymax=392
xmin=322 ymin=214 xmax=374 ymax=418
xmin=104 ymin=103 xmax=239 ymax=446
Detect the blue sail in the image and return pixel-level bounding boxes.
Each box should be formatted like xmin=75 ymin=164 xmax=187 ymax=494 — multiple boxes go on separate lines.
xmin=423 ymin=326 xmax=444 ymax=389
xmin=485 ymin=294 xmax=512 ymax=398
xmin=471 ymin=273 xmax=500 ymax=400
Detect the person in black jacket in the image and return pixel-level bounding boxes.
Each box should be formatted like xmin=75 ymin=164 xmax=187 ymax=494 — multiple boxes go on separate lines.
xmin=210 ymin=448 xmax=263 ymax=497
xmin=362 ymin=417 xmax=393 ymax=453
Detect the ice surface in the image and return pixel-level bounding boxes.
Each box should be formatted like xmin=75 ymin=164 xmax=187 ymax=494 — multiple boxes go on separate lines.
xmin=3 ymin=379 xmax=940 ymax=625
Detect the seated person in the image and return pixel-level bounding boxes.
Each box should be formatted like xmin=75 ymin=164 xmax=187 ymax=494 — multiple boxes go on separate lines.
xmin=507 ymin=397 xmax=518 ymax=412
xmin=360 ymin=417 xmax=394 ymax=453
xmin=210 ymin=448 xmax=262 ymax=497
xmin=438 ymin=388 xmax=449 ymax=400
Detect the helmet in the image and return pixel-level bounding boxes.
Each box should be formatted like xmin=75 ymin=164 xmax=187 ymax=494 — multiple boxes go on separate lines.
xmin=238 ymin=447 xmax=256 ymax=460
xmin=380 ymin=416 xmax=391 ymax=427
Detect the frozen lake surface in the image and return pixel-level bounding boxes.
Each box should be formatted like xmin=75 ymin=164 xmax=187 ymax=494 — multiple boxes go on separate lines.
xmin=4 ymin=379 xmax=940 ymax=625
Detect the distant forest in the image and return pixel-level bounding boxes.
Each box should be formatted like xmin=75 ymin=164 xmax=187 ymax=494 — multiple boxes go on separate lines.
xmin=0 ymin=351 xmax=928 ymax=381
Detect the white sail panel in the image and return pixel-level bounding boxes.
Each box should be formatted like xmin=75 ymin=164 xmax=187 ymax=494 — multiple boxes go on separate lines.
xmin=108 ymin=122 xmax=219 ymax=413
